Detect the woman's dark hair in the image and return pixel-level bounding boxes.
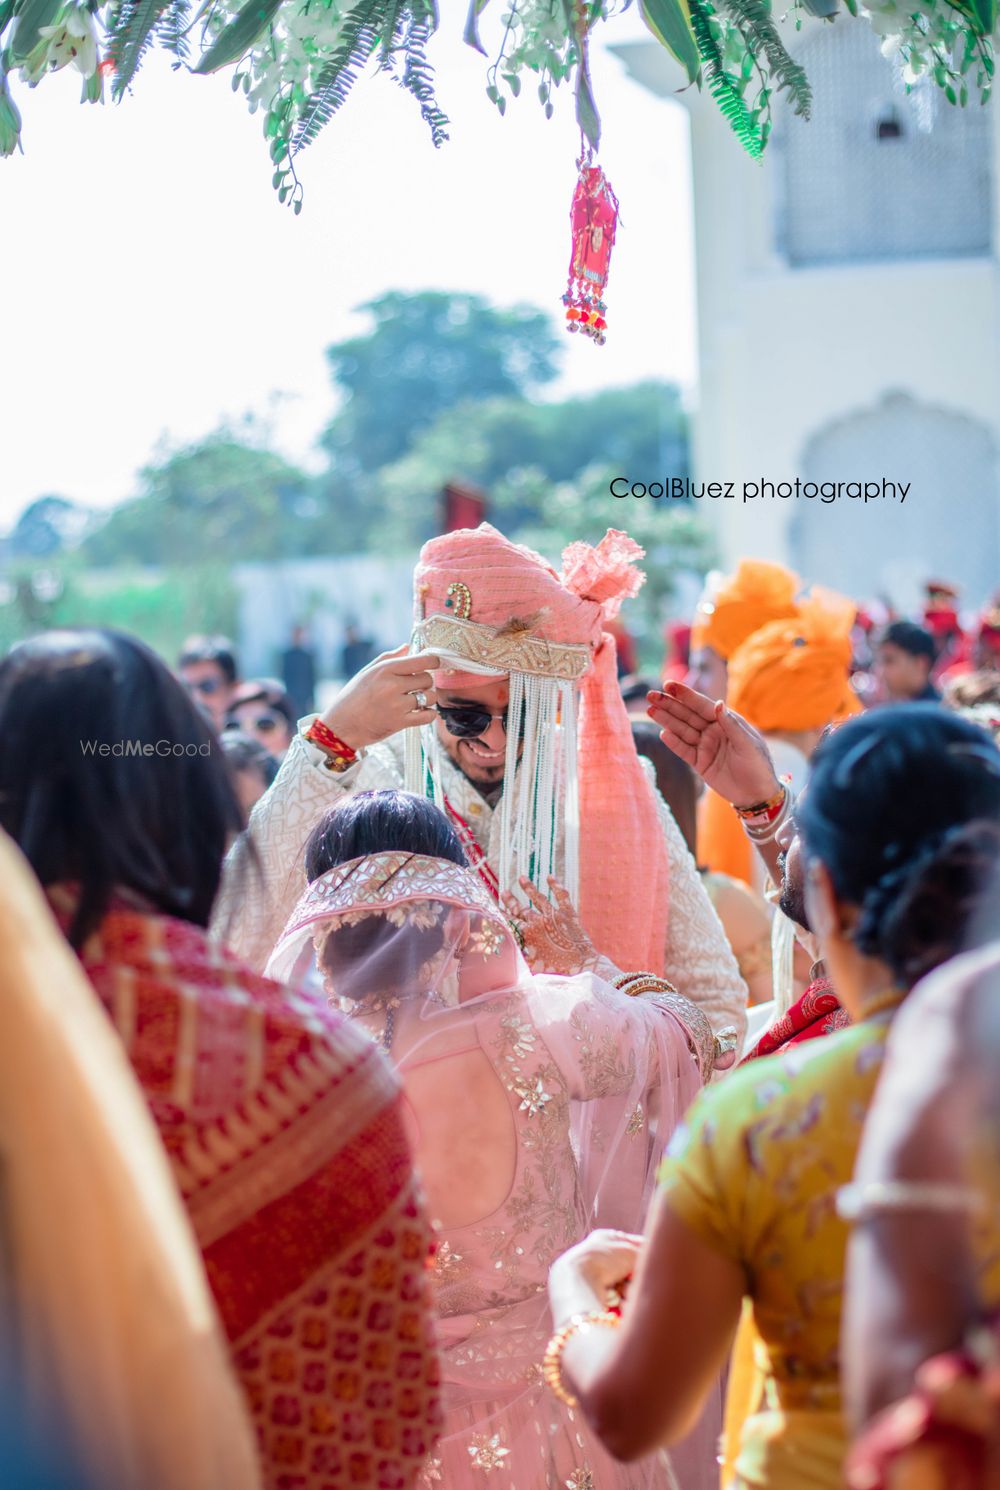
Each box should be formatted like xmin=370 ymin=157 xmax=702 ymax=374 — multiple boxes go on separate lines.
xmin=800 ymin=704 xmax=1000 ymax=986
xmin=306 ymin=791 xmax=468 ymax=1001
xmin=0 ymin=629 xmax=244 ymax=948
xmin=304 ymin=790 xmax=467 ymax=881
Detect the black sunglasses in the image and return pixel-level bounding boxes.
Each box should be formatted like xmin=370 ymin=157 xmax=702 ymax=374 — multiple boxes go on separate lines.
xmin=225 ymin=713 xmax=283 ymax=734
xmin=435 ymin=704 xmax=525 ymax=740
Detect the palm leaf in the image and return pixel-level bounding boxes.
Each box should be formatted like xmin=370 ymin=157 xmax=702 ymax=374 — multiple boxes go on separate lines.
xmin=108 ymin=0 xmax=173 ymax=93
xmin=720 ymin=0 xmax=810 ymax=114
xmin=396 ymin=8 xmax=448 ymax=144
xmin=290 ymin=0 xmax=387 ymax=154
xmin=688 ymin=0 xmax=763 ymax=156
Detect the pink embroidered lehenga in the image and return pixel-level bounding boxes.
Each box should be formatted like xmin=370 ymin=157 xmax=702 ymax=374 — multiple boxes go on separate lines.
xmin=267 ymin=851 xmax=721 ymax=1490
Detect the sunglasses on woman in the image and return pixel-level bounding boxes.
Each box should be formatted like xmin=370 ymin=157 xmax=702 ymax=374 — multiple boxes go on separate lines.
xmin=435 ymin=704 xmax=525 ymax=740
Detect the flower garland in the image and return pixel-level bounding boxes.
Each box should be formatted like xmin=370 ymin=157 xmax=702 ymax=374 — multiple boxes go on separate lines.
xmin=0 ymin=0 xmax=994 ymax=180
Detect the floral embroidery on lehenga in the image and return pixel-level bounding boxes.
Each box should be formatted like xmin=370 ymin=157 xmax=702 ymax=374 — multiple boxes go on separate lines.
xmin=468 ymin=1431 xmax=512 ymax=1471
xmin=565 ymin=1469 xmax=596 ymax=1490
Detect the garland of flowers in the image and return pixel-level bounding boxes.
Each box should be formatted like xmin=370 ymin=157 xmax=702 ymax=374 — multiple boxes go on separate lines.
xmin=0 ymin=0 xmax=995 ymax=183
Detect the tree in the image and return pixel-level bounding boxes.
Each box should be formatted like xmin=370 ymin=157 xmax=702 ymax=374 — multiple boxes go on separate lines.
xmin=8 ymin=495 xmax=94 ymax=557
xmin=321 ymin=291 xmax=561 ymax=477
xmin=84 ymin=424 xmax=312 ymax=567
xmin=370 ymin=382 xmax=690 ymax=549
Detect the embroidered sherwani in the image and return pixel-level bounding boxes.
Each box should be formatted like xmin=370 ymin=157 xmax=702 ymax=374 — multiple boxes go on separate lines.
xmin=213 ymin=726 xmax=748 ymax=1043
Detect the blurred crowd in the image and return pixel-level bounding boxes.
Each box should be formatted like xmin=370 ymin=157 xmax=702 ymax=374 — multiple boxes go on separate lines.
xmin=3 ymin=531 xmax=1000 ymax=1490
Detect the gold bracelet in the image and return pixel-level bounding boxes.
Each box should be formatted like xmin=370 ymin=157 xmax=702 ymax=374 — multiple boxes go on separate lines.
xmin=543 ymin=1310 xmax=621 ymax=1409
xmin=613 ymin=971 xmax=679 ymax=998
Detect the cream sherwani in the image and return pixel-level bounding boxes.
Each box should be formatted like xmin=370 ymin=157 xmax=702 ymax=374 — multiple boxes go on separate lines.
xmin=213 ymin=724 xmax=748 ymax=1043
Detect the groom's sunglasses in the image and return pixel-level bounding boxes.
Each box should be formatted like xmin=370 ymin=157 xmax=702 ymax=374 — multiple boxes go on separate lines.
xmin=435 ymin=704 xmax=525 ymax=740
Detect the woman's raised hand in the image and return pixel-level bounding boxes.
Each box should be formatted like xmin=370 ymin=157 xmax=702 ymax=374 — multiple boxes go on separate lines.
xmin=646 ymin=682 xmax=780 ymax=809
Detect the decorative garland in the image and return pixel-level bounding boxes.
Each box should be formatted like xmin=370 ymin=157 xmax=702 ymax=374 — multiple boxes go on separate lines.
xmin=0 ymin=0 xmax=994 ymax=195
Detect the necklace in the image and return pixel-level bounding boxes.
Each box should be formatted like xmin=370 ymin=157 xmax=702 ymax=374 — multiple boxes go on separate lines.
xmin=346 ymin=988 xmax=446 ymax=1052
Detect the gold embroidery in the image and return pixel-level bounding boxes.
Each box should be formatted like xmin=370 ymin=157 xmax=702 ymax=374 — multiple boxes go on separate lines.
xmin=418 ymin=614 xmax=592 ymax=681
xmin=626 ymin=1103 xmax=644 ymax=1138
xmin=566 ymin=1471 xmax=596 ymax=1490
xmin=471 ymin=918 xmax=504 ymax=958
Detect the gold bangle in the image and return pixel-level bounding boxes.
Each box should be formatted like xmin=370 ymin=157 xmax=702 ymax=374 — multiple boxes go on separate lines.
xmin=543 ymin=1310 xmax=621 ymax=1409
xmin=613 ymin=971 xmax=679 ymax=998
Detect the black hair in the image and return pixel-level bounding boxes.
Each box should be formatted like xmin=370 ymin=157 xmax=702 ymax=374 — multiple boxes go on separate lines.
xmin=220 ymin=730 xmax=280 ymax=787
xmin=877 ymin=620 xmax=937 ymax=663
xmin=0 ymin=629 xmax=244 ymax=948
xmin=800 ymin=705 xmax=1000 ymax=987
xmin=178 ymin=634 xmax=239 ymax=684
xmin=630 ymin=720 xmax=698 ymax=857
xmin=304 ymin=789 xmax=468 ymax=881
xmin=305 ymin=790 xmax=469 ymax=1001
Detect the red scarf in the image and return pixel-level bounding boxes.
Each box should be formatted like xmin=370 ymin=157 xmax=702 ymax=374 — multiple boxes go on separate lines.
xmin=741 ymin=975 xmax=849 ymax=1063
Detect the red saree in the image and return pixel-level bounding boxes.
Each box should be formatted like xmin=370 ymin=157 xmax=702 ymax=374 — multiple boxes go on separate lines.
xmin=741 ymin=975 xmax=849 ymax=1063
xmin=54 ymin=891 xmax=442 ymax=1490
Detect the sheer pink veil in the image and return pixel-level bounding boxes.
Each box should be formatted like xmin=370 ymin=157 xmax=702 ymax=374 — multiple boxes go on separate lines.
xmin=268 ymin=853 xmax=721 ymax=1489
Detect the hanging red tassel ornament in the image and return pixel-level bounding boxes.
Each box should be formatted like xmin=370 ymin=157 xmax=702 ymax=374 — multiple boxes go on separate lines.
xmin=563 ymin=154 xmax=619 ymax=346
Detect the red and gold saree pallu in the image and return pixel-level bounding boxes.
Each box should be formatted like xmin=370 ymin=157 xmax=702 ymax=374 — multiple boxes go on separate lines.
xmin=53 ymin=890 xmax=442 ymax=1490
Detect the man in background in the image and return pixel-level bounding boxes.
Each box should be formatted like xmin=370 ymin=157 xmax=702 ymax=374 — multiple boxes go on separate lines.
xmin=280 ymin=624 xmax=317 ymax=719
xmin=874 ymin=620 xmax=940 ymax=703
xmin=177 ymin=635 xmax=239 ymax=731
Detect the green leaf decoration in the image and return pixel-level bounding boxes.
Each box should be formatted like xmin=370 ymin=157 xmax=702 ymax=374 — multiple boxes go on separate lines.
xmin=10 ymin=0 xmax=63 ymax=63
xmin=394 ymin=5 xmax=449 ymax=145
xmin=970 ymin=0 xmax=997 ymax=33
xmin=156 ymin=0 xmax=192 ymax=66
xmin=106 ymin=0 xmax=173 ymax=93
xmin=463 ymin=0 xmax=490 ymax=56
xmin=637 ymin=0 xmax=700 ymax=83
xmin=721 ymin=0 xmax=811 ymax=116
xmin=688 ymin=0 xmax=763 ymax=156
xmin=560 ymin=0 xmax=601 ymax=147
xmin=800 ymin=0 xmax=838 ymax=16
xmin=292 ymin=0 xmax=413 ymax=154
xmin=194 ymin=0 xmax=283 ymax=73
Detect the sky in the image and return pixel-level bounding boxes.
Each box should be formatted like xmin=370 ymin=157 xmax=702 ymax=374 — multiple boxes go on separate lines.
xmin=0 ymin=11 xmax=696 ymax=529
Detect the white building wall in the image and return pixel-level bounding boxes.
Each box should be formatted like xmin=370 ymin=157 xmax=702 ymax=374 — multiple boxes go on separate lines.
xmin=613 ymin=32 xmax=1000 ymax=605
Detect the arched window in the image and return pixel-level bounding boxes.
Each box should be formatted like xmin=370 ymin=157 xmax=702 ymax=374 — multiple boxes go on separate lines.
xmin=772 ymin=23 xmax=992 ymax=264
xmin=791 ymin=394 xmax=999 ymax=603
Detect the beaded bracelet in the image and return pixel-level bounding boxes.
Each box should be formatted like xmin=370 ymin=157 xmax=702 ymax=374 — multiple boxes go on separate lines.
xmin=303 ymin=718 xmax=359 ymax=773
xmin=543 ymin=1309 xmax=622 ymax=1408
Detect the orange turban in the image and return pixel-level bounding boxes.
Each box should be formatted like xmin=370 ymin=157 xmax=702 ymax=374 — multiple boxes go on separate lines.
xmin=726 ymin=588 xmax=861 ymax=733
xmin=690 ymin=560 xmax=801 ymax=660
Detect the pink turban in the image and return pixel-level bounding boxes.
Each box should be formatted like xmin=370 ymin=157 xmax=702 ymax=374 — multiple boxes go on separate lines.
xmin=413 ymin=524 xmax=670 ymax=976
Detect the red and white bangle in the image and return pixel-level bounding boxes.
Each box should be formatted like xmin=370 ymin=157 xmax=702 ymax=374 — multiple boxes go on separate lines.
xmin=303 ymin=717 xmax=359 ymax=773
